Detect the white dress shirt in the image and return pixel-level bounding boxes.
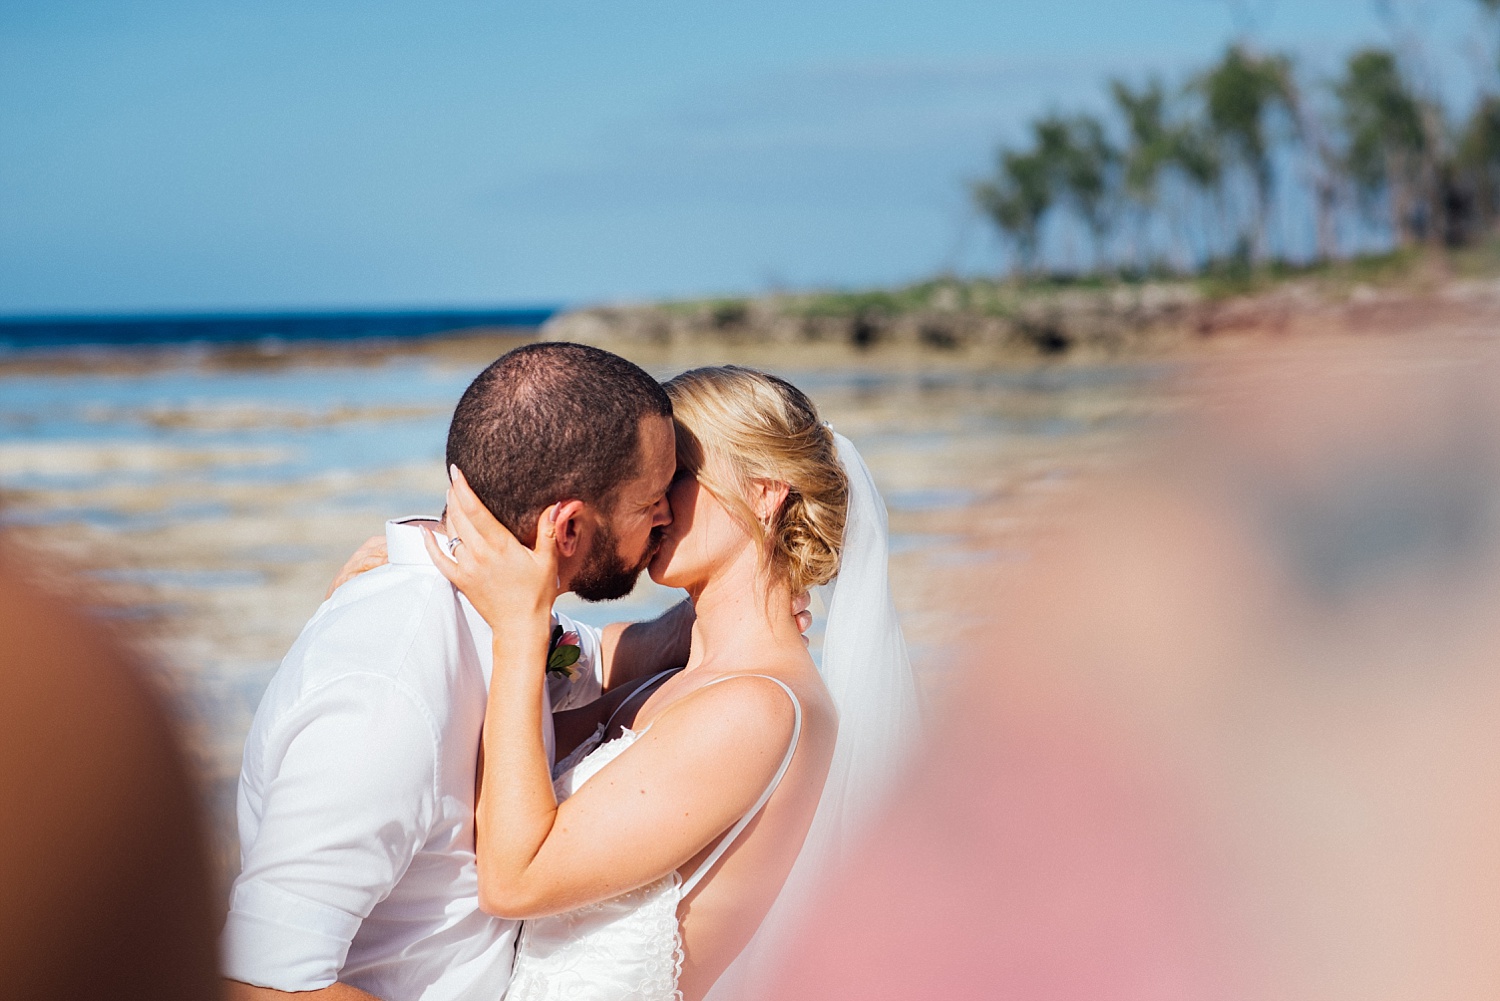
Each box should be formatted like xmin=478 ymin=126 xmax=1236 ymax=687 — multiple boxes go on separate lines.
xmin=222 ymin=517 xmax=603 ymax=1000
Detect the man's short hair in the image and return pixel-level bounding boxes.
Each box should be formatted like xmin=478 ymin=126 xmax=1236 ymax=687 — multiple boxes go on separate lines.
xmin=446 ymin=342 xmax=672 ymax=542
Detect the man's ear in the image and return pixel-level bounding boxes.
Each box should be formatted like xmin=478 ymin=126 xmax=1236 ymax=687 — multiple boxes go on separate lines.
xmin=750 ymin=479 xmax=791 ymax=523
xmin=551 ymin=500 xmax=586 ymax=558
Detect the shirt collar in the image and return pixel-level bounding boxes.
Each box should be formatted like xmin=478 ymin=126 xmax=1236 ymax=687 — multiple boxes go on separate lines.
xmin=385 ymin=516 xmax=449 ymax=567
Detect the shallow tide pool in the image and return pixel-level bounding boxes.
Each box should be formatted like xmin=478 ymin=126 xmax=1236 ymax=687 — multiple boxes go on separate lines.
xmin=0 ymin=344 xmax=1172 ymax=887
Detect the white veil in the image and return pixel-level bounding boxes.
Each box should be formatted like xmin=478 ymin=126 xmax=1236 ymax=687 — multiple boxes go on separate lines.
xmin=707 ymin=430 xmax=922 ymax=999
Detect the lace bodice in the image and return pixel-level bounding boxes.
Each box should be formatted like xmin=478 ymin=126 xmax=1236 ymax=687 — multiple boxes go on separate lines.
xmin=505 ymin=725 xmax=685 ymax=1001
xmin=504 ymin=675 xmax=802 ymax=1001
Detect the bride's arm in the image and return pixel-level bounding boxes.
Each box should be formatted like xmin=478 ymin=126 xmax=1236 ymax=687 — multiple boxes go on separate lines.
xmin=422 ymin=478 xmax=558 ymax=908
xmin=480 ymin=678 xmax=795 ymax=919
xmin=430 ymin=474 xmax=798 ymax=921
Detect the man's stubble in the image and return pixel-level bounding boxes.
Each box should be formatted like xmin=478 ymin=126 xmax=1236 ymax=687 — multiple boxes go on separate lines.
xmin=570 ymin=520 xmax=665 ymax=602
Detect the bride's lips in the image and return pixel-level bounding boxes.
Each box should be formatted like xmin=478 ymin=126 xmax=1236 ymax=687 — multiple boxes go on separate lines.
xmin=640 ymin=527 xmax=667 ymax=566
xmin=646 ymin=527 xmax=677 ymax=567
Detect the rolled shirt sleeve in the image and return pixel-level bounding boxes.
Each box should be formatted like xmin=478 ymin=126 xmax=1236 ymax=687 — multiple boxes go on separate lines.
xmin=549 ymin=612 xmax=605 ymax=711
xmin=223 ymin=673 xmax=441 ymax=991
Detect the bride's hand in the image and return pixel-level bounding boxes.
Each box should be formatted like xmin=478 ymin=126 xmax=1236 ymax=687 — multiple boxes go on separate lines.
xmin=422 ymin=465 xmax=561 ymax=632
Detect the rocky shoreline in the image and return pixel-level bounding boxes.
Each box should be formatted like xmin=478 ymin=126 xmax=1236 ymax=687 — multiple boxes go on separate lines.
xmin=5 ymin=272 xmax=1499 ymax=381
xmin=544 ymin=283 xmax=1201 ymax=358
xmin=542 ymin=273 xmax=1500 ymax=361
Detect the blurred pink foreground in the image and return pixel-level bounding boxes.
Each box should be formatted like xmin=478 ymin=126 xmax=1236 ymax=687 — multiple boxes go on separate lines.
xmin=773 ymin=339 xmax=1500 ymax=1000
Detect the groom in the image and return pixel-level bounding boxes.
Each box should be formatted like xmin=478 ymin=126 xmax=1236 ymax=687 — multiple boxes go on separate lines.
xmin=223 ymin=343 xmax=691 ymax=1000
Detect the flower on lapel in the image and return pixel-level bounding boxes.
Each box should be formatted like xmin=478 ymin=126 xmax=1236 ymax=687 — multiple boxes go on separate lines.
xmin=547 ymin=624 xmax=582 ymax=681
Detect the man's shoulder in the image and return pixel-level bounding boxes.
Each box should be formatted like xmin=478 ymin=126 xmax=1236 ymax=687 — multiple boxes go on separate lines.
xmin=267 ymin=564 xmax=470 ymax=710
xmin=312 ymin=561 xmax=448 ymax=643
xmin=319 ymin=561 xmax=447 ymax=627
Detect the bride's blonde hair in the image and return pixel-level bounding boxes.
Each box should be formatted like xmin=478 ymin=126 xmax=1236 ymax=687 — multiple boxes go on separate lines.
xmin=664 ymin=366 xmax=848 ymax=595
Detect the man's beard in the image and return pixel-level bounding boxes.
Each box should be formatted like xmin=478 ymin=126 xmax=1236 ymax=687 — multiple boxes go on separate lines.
xmin=571 ymin=523 xmax=664 ymax=602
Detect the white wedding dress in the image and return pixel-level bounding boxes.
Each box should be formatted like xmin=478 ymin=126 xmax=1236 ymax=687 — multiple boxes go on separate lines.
xmin=505 ymin=431 xmax=920 ymax=1001
xmin=504 ymin=674 xmax=803 ymax=1001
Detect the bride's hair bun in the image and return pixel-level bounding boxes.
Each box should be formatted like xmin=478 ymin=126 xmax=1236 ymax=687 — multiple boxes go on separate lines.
xmin=664 ymin=366 xmax=848 ymax=594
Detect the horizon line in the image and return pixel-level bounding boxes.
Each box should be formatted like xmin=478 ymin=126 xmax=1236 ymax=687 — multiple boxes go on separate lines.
xmin=0 ymin=304 xmax=566 ymax=324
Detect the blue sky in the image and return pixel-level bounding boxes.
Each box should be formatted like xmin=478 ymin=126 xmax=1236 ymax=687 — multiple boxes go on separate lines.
xmin=0 ymin=0 xmax=1486 ymax=314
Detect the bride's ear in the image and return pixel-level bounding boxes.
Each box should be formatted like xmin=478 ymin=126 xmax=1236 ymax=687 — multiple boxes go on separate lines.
xmin=550 ymin=500 xmax=585 ymax=557
xmin=749 ymin=479 xmax=790 ymax=525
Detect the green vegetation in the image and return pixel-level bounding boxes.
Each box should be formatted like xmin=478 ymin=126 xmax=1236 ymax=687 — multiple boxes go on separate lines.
xmin=973 ymin=1 xmax=1500 ymax=279
xmin=649 ymin=237 xmax=1500 ymax=335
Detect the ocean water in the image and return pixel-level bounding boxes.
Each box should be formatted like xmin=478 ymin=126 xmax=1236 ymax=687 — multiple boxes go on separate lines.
xmin=0 ymin=348 xmax=1169 ymax=637
xmin=0 ymin=308 xmax=556 ymax=350
xmin=0 ymin=361 xmax=469 ymax=488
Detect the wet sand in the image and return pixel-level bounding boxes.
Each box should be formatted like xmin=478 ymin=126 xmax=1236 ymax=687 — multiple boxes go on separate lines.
xmin=0 ymin=332 xmax=1183 ymax=890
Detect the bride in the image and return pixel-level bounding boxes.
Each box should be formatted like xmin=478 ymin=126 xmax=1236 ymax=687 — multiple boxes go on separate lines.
xmin=425 ymin=365 xmax=919 ymax=1000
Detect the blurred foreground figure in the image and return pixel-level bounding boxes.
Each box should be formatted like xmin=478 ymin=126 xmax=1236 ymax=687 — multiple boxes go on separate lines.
xmin=0 ymin=543 xmax=221 ymax=999
xmin=774 ymin=339 xmax=1500 ymax=1000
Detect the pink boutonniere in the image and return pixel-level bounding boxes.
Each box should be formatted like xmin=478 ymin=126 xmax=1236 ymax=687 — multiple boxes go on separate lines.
xmin=547 ymin=624 xmax=582 ymax=681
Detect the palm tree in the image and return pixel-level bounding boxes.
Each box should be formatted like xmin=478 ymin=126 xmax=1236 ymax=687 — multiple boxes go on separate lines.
xmin=1059 ymin=114 xmax=1119 ymax=269
xmin=1460 ymin=0 xmax=1500 ymax=234
xmin=1293 ymin=97 xmax=1345 ymax=263
xmin=1113 ymin=78 xmax=1232 ymax=270
xmin=1335 ymin=48 xmax=1430 ymax=245
xmin=1172 ymin=122 xmax=1227 ymax=270
xmin=973 ymin=148 xmax=1053 ymax=275
xmin=974 ymin=114 xmax=1119 ymax=276
xmin=1455 ymin=97 xmax=1500 ymax=235
xmin=1112 ymin=79 xmax=1173 ymax=266
xmin=1028 ymin=113 xmax=1118 ymax=270
xmin=1195 ymin=45 xmax=1298 ymax=261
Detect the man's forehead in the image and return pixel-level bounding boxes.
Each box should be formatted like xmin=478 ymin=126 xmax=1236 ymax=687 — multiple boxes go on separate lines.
xmin=642 ymin=415 xmax=676 ymax=459
xmin=621 ymin=415 xmax=676 ymax=496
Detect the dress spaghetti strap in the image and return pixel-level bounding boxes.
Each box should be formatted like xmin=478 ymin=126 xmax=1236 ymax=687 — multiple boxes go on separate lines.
xmin=604 ymin=668 xmax=681 ymax=734
xmin=553 ymin=669 xmax=684 ymax=781
xmin=680 ymin=674 xmax=802 ymax=896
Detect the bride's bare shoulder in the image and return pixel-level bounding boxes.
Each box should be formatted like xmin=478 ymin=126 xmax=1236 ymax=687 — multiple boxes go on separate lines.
xmin=685 ymin=671 xmax=799 ymax=724
xmin=696 ymin=657 xmax=836 ymax=738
